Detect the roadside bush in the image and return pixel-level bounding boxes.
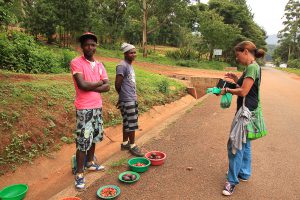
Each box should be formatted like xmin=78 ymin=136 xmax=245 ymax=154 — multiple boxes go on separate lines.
xmin=100 ymin=43 xmax=120 ymax=50
xmin=287 ymin=59 xmax=300 ymax=69
xmin=157 ymin=79 xmax=170 ymax=94
xmin=138 ymin=47 xmax=155 ymax=55
xmin=50 ymin=67 xmax=66 ymax=74
xmin=0 ymin=31 xmax=77 ymax=73
xmin=176 ymin=60 xmax=199 ymax=68
xmin=165 ymin=48 xmax=198 ymax=60
xmin=28 ymin=48 xmax=61 ymax=73
xmin=62 ymin=50 xmax=78 ymax=71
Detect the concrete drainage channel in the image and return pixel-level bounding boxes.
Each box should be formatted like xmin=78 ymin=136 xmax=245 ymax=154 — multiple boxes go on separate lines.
xmin=188 ymin=77 xmax=220 ymax=99
xmin=168 ymin=74 xmax=220 ymax=99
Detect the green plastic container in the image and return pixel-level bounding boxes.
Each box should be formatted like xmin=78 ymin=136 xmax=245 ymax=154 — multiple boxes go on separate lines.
xmin=0 ymin=184 xmax=28 ymax=200
xmin=96 ymin=185 xmax=120 ymax=199
xmin=118 ymin=171 xmax=140 ymax=184
xmin=128 ymin=157 xmax=151 ymax=173
xmin=220 ymin=93 xmax=233 ymax=109
xmin=206 ymin=87 xmax=221 ymax=95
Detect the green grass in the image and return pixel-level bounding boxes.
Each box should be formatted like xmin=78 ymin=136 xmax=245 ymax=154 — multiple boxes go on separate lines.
xmin=107 ymin=168 xmax=120 ymax=175
xmin=175 ymin=60 xmax=229 ymax=70
xmin=109 ymin=157 xmax=128 ymax=167
xmin=97 ymin=47 xmax=230 ymax=70
xmin=276 ymin=67 xmax=300 ymax=76
xmin=107 ymin=157 xmax=128 ymax=175
xmin=0 ymin=65 xmax=186 ymax=174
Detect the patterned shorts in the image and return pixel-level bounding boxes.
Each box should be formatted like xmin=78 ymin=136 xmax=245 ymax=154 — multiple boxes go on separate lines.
xmin=119 ymin=101 xmax=139 ymax=133
xmin=75 ymin=108 xmax=104 ymax=152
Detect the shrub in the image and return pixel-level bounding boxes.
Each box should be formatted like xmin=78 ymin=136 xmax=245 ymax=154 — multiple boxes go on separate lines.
xmin=28 ymin=48 xmax=61 ymax=73
xmin=176 ymin=60 xmax=198 ymax=68
xmin=50 ymin=67 xmax=66 ymax=74
xmin=100 ymin=43 xmax=120 ymax=50
xmin=0 ymin=31 xmax=77 ymax=73
xmin=62 ymin=50 xmax=78 ymax=71
xmin=157 ymin=79 xmax=170 ymax=94
xmin=165 ymin=48 xmax=198 ymax=60
xmin=287 ymin=59 xmax=300 ymax=69
xmin=138 ymin=47 xmax=155 ymax=55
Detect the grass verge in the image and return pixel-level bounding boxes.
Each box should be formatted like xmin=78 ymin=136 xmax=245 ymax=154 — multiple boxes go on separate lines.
xmin=276 ymin=67 xmax=300 ymax=76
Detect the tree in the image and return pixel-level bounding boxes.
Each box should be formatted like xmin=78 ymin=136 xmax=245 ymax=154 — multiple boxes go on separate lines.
xmin=208 ymin=0 xmax=266 ymax=48
xmin=277 ymin=0 xmax=300 ymax=61
xmin=90 ymin=0 xmax=127 ymax=46
xmin=54 ymin=0 xmax=93 ymax=47
xmin=186 ymin=2 xmax=208 ymax=32
xmin=273 ymin=39 xmax=290 ymax=63
xmin=197 ymin=10 xmax=241 ymax=60
xmin=0 ymin=0 xmax=17 ymax=29
xmin=130 ymin=0 xmax=189 ymax=57
xmin=23 ymin=0 xmax=93 ymax=45
xmin=23 ymin=0 xmax=58 ymax=43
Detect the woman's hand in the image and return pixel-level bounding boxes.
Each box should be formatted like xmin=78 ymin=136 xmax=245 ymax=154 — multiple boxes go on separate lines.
xmin=217 ymin=88 xmax=226 ymax=96
xmin=219 ymin=88 xmax=226 ymax=95
xmin=224 ymin=72 xmax=238 ymax=83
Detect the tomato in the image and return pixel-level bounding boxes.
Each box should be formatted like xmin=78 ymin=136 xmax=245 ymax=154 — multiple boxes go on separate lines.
xmin=133 ymin=162 xmax=146 ymax=167
xmin=101 ymin=187 xmax=117 ymax=197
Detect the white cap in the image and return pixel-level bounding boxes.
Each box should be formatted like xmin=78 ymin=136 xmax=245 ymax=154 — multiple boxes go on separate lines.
xmin=121 ymin=42 xmax=135 ymax=53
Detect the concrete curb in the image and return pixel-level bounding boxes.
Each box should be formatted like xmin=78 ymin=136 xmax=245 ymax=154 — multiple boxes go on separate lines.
xmin=49 ymin=94 xmax=209 ymax=200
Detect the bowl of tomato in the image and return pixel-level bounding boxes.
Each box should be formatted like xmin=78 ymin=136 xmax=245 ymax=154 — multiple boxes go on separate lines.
xmin=96 ymin=185 xmax=120 ymax=199
xmin=128 ymin=157 xmax=151 ymax=173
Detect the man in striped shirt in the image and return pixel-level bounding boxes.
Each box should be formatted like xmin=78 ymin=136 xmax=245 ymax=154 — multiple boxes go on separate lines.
xmin=115 ymin=43 xmax=144 ymax=157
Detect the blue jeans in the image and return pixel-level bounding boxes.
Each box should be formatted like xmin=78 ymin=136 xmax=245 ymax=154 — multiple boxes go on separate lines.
xmin=227 ymin=139 xmax=251 ymax=185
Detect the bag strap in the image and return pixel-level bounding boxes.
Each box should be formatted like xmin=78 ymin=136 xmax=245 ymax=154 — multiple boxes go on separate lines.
xmin=259 ymin=66 xmax=262 ymax=86
xmin=258 ymin=66 xmax=262 ymax=104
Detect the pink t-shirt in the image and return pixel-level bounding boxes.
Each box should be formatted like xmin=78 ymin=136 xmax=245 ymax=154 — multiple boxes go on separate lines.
xmin=70 ymin=56 xmax=108 ymax=110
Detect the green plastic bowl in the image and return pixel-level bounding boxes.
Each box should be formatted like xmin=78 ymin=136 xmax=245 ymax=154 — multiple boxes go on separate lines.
xmin=128 ymin=157 xmax=151 ymax=173
xmin=96 ymin=185 xmax=120 ymax=199
xmin=118 ymin=171 xmax=140 ymax=184
xmin=0 ymin=184 xmax=28 ymax=200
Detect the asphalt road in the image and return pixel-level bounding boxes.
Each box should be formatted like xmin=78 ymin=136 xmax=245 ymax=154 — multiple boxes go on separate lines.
xmin=78 ymin=67 xmax=300 ymax=200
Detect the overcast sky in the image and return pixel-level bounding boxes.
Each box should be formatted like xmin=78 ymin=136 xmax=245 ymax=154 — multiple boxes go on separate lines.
xmin=198 ymin=0 xmax=288 ymax=35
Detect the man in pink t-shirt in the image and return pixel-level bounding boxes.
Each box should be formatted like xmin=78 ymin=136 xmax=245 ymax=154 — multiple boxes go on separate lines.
xmin=70 ymin=32 xmax=110 ymax=190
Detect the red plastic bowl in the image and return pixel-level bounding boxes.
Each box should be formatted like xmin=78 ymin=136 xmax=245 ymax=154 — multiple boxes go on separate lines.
xmin=145 ymin=151 xmax=166 ymax=166
xmin=60 ymin=197 xmax=81 ymax=200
